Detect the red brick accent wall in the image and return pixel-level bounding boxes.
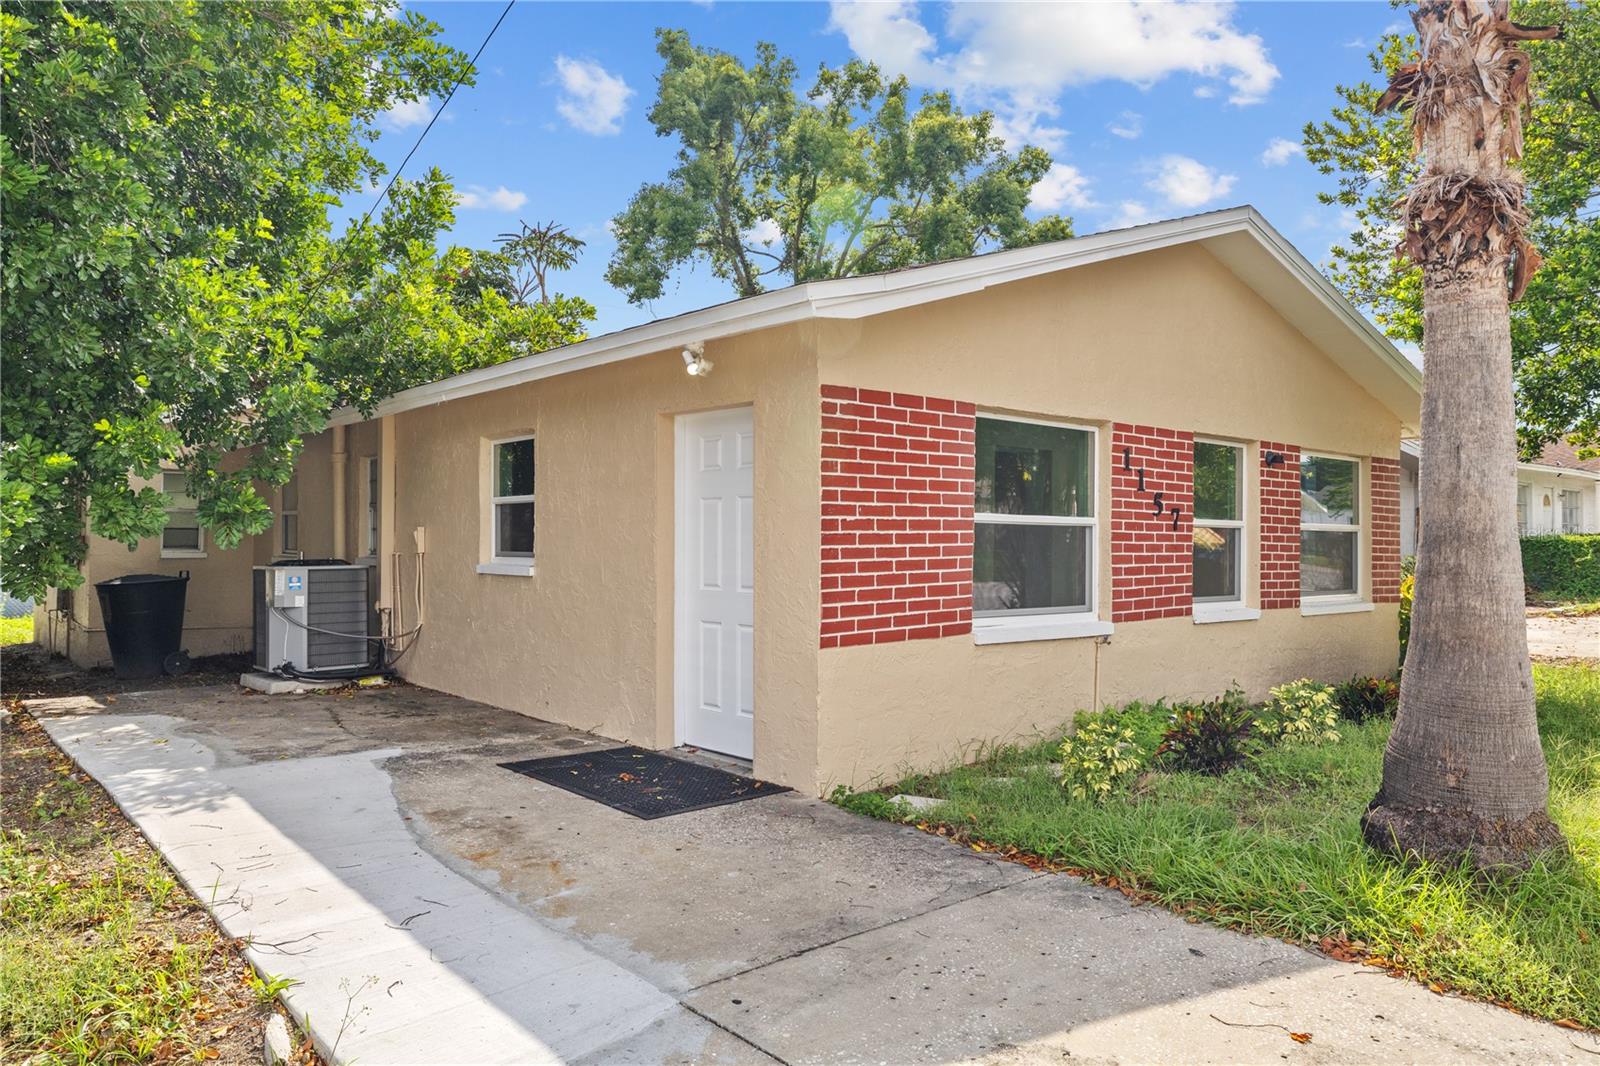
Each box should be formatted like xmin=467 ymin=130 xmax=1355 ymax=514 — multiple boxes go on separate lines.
xmin=1371 ymin=456 xmax=1402 ymax=604
xmin=820 ymin=386 xmax=975 ymax=648
xmin=1110 ymin=424 xmax=1194 ymax=622
xmin=1260 ymin=442 xmax=1302 ymax=610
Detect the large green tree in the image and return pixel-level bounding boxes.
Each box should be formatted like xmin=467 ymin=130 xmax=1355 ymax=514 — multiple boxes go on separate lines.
xmin=1303 ymin=0 xmax=1599 ymax=456
xmin=606 ymin=29 xmax=1074 ymax=305
xmin=1 ymin=2 xmax=590 ymax=601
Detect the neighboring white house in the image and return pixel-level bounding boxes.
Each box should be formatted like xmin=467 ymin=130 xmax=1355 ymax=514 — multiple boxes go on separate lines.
xmin=1399 ymin=439 xmax=1600 ymax=556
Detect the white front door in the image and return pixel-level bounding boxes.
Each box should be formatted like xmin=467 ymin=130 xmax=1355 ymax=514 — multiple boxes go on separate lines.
xmin=676 ymin=407 xmax=755 ymax=759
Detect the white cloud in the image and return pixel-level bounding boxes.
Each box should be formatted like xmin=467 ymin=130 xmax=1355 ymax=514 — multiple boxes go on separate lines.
xmin=1106 ymin=200 xmax=1154 ymax=229
xmin=1146 ymin=155 xmax=1236 ymax=208
xmin=455 ymin=184 xmax=528 ymax=212
xmin=1260 ymin=136 xmax=1302 ymax=167
xmin=1107 ymin=110 xmax=1143 ymax=140
xmin=1030 ymin=163 xmax=1097 ymax=211
xmin=382 ymin=97 xmax=433 ymax=130
xmin=1343 ymin=36 xmax=1367 ymax=49
xmin=827 ymin=0 xmax=1279 ymax=148
xmin=554 ymin=56 xmax=633 ymax=136
xmin=743 ymin=218 xmax=782 ymax=246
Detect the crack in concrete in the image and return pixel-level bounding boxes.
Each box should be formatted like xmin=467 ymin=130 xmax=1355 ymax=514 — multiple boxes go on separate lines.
xmin=676 ymin=1001 xmax=792 ymax=1066
xmin=683 ymin=872 xmax=1049 ymax=995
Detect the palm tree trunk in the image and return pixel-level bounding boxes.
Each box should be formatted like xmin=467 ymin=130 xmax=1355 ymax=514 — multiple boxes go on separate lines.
xmin=1361 ymin=0 xmax=1565 ymax=870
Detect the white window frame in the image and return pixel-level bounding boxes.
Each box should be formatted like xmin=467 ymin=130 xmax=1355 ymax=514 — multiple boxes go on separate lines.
xmin=486 ymin=434 xmax=535 ymax=571
xmin=1299 ymin=451 xmax=1363 ymax=606
xmin=1192 ymin=438 xmax=1247 ymax=616
xmin=1559 ymin=488 xmax=1581 ymax=533
xmin=1517 ymin=482 xmax=1532 ymax=533
xmin=971 ymin=415 xmax=1110 ymax=645
xmin=361 ymin=455 xmax=380 ymax=561
xmin=159 ymin=470 xmax=205 ymax=559
xmin=276 ymin=474 xmax=301 ymax=559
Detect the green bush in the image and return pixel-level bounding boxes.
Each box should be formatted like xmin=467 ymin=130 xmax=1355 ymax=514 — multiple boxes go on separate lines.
xmin=1258 ymin=679 xmax=1341 ymax=746
xmin=1521 ymin=534 xmax=1600 ymax=602
xmin=1332 ymin=675 xmax=1399 ymax=724
xmin=1058 ymin=714 xmax=1145 ymax=802
xmin=1154 ymin=687 xmax=1257 ymax=775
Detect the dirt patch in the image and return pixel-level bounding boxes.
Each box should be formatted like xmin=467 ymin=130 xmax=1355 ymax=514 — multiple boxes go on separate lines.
xmin=1 ymin=642 xmax=252 ymax=699
xmin=1526 ymin=612 xmax=1600 ymax=664
xmin=1 ymin=707 xmax=317 ymax=1064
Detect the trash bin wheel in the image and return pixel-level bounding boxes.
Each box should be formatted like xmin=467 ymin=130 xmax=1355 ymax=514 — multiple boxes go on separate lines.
xmin=163 ymin=650 xmax=192 ymax=677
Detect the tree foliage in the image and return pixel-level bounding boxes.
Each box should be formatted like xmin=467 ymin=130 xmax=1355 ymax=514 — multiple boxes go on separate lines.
xmin=495 ymin=220 xmax=586 ymax=305
xmin=1303 ymin=1 xmax=1600 ymax=456
xmin=0 ymin=1 xmax=592 ymax=600
xmin=606 ymin=29 xmax=1074 ymax=305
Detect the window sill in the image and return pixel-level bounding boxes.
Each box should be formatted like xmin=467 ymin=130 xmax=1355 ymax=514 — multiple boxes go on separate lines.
xmin=1193 ymin=604 xmax=1261 ymax=625
xmin=973 ymin=616 xmax=1114 ymax=646
xmin=160 ymin=550 xmax=206 ymax=560
xmin=1300 ymin=598 xmax=1374 ymax=617
xmin=354 ymin=556 xmax=378 ymax=566
xmin=476 ymin=561 xmax=534 ymax=577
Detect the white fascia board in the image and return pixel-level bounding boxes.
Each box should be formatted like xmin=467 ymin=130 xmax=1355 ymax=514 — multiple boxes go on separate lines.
xmin=329 ymin=285 xmax=817 ymax=425
xmin=1518 ymin=462 xmax=1600 ymax=482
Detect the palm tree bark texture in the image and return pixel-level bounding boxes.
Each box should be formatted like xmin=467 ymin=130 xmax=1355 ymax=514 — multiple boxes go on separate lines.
xmin=1361 ymin=0 xmax=1566 ymax=870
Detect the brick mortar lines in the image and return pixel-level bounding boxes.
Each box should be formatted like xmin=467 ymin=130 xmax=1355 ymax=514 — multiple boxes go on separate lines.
xmin=1110 ymin=423 xmax=1194 ymax=623
xmin=1260 ymin=442 xmax=1301 ymax=610
xmin=820 ymin=385 xmax=975 ymax=648
xmin=1371 ymin=456 xmax=1402 ymax=605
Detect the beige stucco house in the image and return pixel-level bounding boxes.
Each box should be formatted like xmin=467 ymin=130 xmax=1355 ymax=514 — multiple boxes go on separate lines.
xmin=37 ymin=207 xmax=1421 ymax=794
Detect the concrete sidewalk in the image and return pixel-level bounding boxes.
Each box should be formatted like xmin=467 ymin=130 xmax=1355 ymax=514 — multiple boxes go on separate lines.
xmin=31 ymin=684 xmax=1595 ymax=1065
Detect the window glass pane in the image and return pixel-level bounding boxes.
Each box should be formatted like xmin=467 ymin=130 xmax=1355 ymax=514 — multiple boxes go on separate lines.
xmin=496 ymin=439 xmax=534 ymax=498
xmin=495 ymin=501 xmax=534 ymax=557
xmin=1193 ymin=443 xmax=1239 ymax=521
xmin=1300 ymin=455 xmax=1357 ymax=524
xmin=973 ymin=523 xmax=1089 ymax=613
xmin=1516 ymin=483 xmax=1530 ymax=530
xmin=1193 ymin=526 xmax=1240 ymax=601
xmin=282 ymin=476 xmax=298 ymax=512
xmin=975 ymin=419 xmax=1092 ymax=517
xmin=1301 ymin=530 xmax=1357 ymax=595
xmin=1561 ymin=490 xmax=1580 ymax=531
xmin=162 ymin=520 xmax=200 ymax=551
xmin=162 ymin=472 xmax=196 ymax=509
xmin=282 ymin=513 xmax=298 ymax=552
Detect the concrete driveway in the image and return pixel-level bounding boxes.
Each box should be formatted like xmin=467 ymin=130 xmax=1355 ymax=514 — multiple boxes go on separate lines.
xmin=29 ymin=684 xmax=1593 ymax=1065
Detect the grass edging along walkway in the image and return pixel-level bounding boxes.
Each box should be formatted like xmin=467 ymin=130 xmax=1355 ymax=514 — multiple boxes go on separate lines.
xmin=832 ymin=664 xmax=1600 ymax=1032
xmin=0 ymin=708 xmax=313 ymax=1065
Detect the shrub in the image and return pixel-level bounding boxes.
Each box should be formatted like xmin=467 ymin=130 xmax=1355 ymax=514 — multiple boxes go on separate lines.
xmin=1259 ymin=679 xmax=1341 ymax=746
xmin=1398 ymin=572 xmax=1415 ymax=663
xmin=1521 ymin=534 xmax=1600 ymax=602
xmin=1058 ymin=714 xmax=1145 ymax=802
xmin=1154 ymin=687 xmax=1257 ymax=775
xmin=1332 ymin=675 xmax=1399 ymax=724
xmin=827 ymin=786 xmax=919 ymax=822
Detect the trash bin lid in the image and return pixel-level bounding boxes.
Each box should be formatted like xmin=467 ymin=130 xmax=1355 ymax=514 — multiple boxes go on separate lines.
xmin=95 ymin=573 xmax=189 ymax=586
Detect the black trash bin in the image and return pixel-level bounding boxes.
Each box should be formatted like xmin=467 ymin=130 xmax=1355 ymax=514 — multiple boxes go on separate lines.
xmin=95 ymin=572 xmax=191 ymax=680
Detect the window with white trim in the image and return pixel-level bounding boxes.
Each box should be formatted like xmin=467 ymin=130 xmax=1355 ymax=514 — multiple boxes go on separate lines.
xmin=1560 ymin=489 xmax=1581 ymax=532
xmin=1300 ymin=454 xmax=1360 ymax=597
xmin=1193 ymin=441 xmax=1244 ymax=603
xmin=973 ymin=416 xmax=1095 ymax=617
xmin=1516 ymin=482 xmax=1531 ymax=532
xmin=363 ymin=456 xmax=380 ymax=557
xmin=160 ymin=471 xmax=203 ymax=555
xmin=279 ymin=475 xmax=300 ymax=556
xmin=491 ymin=437 xmax=535 ymax=562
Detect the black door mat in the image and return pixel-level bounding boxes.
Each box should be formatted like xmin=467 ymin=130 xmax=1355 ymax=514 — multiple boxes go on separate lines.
xmin=500 ymin=746 xmax=791 ymax=819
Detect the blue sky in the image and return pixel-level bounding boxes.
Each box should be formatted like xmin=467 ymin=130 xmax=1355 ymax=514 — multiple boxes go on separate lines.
xmin=358 ymin=2 xmax=1409 ymax=338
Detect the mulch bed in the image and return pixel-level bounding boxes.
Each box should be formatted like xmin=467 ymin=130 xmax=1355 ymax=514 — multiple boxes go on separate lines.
xmin=2 ymin=706 xmax=318 ymax=1064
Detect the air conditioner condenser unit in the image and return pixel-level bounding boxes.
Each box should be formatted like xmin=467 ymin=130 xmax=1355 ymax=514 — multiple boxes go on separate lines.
xmin=253 ymin=562 xmax=373 ymax=676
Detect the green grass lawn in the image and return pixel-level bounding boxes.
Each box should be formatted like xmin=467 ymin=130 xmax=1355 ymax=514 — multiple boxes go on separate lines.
xmin=834 ymin=664 xmax=1600 ymax=1029
xmin=0 ymin=616 xmax=34 ymax=647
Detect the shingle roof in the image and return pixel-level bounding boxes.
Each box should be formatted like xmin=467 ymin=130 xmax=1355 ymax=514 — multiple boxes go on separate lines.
xmin=1534 ymin=439 xmax=1600 ymax=474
